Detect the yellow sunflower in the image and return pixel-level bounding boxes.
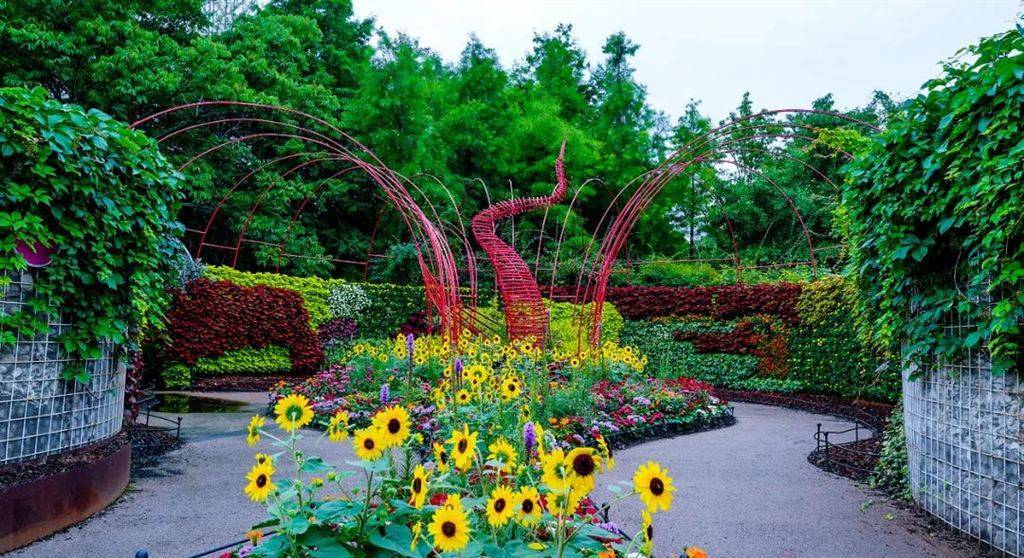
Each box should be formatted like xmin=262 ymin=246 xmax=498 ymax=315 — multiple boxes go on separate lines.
xmin=515 ymin=486 xmax=543 ymax=525
xmin=596 ymin=435 xmax=616 ymax=471
xmin=353 ymin=427 xmax=386 ymax=461
xmin=565 ymin=447 xmax=602 ymax=493
xmin=455 ymin=389 xmax=472 ymax=405
xmin=546 ymin=486 xmax=582 ymax=517
xmin=273 ymin=394 xmax=314 ymax=432
xmin=428 ymin=497 xmax=471 ymax=553
xmin=371 ymin=405 xmax=411 ymax=447
xmin=254 ymin=452 xmax=272 ymax=466
xmin=641 ymin=509 xmax=654 ymax=554
xmin=487 ymin=438 xmax=517 ymax=472
xmin=485 ymin=485 xmax=517 ymax=527
xmin=244 ymin=461 xmax=276 ymax=503
xmin=327 ymin=410 xmax=350 ymax=442
xmin=633 ymin=461 xmax=676 ymax=513
xmin=409 ymin=465 xmax=430 ymax=508
xmin=448 ymin=425 xmax=478 ymax=471
xmin=246 ymin=415 xmax=265 ymax=446
xmin=541 ymin=448 xmax=571 ymax=492
xmin=500 ymin=375 xmax=521 ymax=401
xmin=433 ymin=442 xmax=451 ymax=473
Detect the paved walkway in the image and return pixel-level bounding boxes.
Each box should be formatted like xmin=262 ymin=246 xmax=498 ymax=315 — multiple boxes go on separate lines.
xmin=12 ymin=397 xmax=966 ymax=558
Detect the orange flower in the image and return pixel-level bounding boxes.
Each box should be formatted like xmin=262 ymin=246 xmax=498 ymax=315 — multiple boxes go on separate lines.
xmin=685 ymin=547 xmax=708 ymax=558
xmin=597 ymin=549 xmax=615 ymax=558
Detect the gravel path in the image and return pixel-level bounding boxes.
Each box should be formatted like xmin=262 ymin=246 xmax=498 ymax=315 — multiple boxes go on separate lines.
xmin=11 ymin=397 xmax=966 ymax=558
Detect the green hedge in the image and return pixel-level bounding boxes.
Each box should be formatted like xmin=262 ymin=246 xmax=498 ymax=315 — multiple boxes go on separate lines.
xmin=161 ymin=346 xmax=291 ymax=388
xmin=206 ymin=266 xmax=335 ymax=326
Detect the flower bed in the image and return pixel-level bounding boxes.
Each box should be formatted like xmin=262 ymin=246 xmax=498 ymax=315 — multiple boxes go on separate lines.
xmin=227 ymin=336 xmax=715 ymax=557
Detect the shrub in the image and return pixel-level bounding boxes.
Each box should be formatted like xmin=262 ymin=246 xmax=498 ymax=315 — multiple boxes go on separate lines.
xmin=871 ymin=401 xmax=911 ymax=500
xmin=166 ymin=278 xmax=323 ymax=373
xmin=844 ymin=30 xmax=1024 ymax=372
xmin=547 ymin=299 xmax=624 ymax=352
xmin=0 ymin=87 xmax=183 ymax=379
xmin=621 ymin=320 xmax=760 ymax=386
xmin=317 ymin=317 xmax=358 ymax=348
xmin=327 ymin=283 xmax=371 ymax=318
xmin=205 ymin=265 xmax=334 ymax=327
xmin=359 ymin=283 xmax=428 ymax=338
xmin=162 ymin=346 xmax=292 ymax=389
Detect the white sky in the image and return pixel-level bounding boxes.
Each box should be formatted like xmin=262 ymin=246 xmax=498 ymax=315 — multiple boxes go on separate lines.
xmin=353 ymin=0 xmax=1020 ymax=122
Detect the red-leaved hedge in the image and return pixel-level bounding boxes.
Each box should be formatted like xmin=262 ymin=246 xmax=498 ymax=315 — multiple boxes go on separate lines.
xmin=166 ymin=278 xmax=323 ymax=372
xmin=675 ymin=316 xmax=789 ymax=377
xmin=552 ymin=284 xmax=802 ymax=323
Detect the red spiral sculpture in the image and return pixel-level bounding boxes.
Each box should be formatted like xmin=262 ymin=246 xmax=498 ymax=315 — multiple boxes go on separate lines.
xmin=471 ymin=142 xmax=568 ymax=342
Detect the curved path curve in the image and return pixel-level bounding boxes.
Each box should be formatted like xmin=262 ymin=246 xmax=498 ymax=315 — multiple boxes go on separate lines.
xmin=11 ymin=398 xmax=966 ymax=558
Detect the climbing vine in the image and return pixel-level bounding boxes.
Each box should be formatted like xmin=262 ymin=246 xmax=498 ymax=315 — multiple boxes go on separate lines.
xmin=844 ymin=30 xmax=1024 ymax=373
xmin=0 ymin=87 xmax=184 ymax=381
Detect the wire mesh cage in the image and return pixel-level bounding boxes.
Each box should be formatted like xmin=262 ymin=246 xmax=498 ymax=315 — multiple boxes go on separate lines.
xmin=0 ymin=271 xmax=124 ymax=466
xmin=903 ymin=306 xmax=1024 ymax=556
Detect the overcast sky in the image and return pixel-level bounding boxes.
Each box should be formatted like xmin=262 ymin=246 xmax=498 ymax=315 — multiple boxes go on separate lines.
xmin=352 ymin=0 xmax=1019 ymax=122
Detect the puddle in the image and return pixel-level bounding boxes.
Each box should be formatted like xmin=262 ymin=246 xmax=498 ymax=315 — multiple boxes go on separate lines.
xmin=150 ymin=394 xmax=249 ymax=414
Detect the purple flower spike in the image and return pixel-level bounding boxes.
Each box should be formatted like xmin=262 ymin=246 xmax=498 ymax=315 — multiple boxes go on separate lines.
xmin=406 ymin=333 xmax=415 ymax=355
xmin=523 ymin=421 xmax=536 ymax=455
xmin=454 ymin=357 xmax=463 ymax=376
xmin=379 ymin=383 xmax=390 ymax=405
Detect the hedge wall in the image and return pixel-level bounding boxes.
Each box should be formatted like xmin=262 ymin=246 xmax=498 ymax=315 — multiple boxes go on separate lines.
xmin=618 ymin=277 xmax=896 ymax=402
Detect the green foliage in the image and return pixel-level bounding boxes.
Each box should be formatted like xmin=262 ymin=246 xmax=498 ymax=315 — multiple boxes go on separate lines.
xmin=357 ymin=283 xmax=429 ymax=338
xmin=547 ymin=299 xmax=623 ymax=352
xmin=844 ymin=30 xmax=1024 ymax=373
xmin=788 ymin=276 xmax=897 ymax=401
xmin=161 ymin=346 xmax=292 ymax=388
xmin=620 ymin=320 xmax=760 ymax=385
xmin=0 ymin=86 xmax=184 ymax=379
xmin=205 ymin=265 xmax=334 ymax=326
xmin=871 ymin=401 xmax=911 ymax=500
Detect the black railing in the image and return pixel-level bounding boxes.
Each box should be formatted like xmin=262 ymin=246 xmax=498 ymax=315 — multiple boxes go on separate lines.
xmin=813 ymin=420 xmax=880 ymax=478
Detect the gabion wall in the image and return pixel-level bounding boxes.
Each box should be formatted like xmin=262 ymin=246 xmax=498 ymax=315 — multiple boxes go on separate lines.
xmin=903 ymin=348 xmax=1024 ymax=556
xmin=0 ymin=271 xmax=124 ymax=465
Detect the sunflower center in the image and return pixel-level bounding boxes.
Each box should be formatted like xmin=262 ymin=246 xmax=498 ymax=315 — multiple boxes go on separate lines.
xmin=646 ymin=524 xmax=654 ymax=541
xmin=413 ymin=478 xmax=422 ymax=493
xmin=649 ymin=477 xmax=664 ymax=496
xmin=521 ymin=499 xmax=534 ymax=513
xmin=494 ymin=498 xmax=506 ymax=513
xmin=441 ymin=521 xmax=457 ymax=537
xmin=457 ymin=439 xmax=468 ymax=453
xmin=572 ymin=454 xmax=596 ymax=477
xmin=388 ymin=418 xmax=401 ymax=434
xmin=256 ymin=474 xmax=267 ymax=488
xmin=364 ymin=438 xmax=375 ymax=450
xmin=507 ymin=383 xmax=516 ymax=392
xmin=439 ymin=450 xmax=448 ymax=463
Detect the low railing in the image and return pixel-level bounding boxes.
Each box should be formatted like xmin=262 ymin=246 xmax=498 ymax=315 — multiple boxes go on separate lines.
xmin=812 ymin=421 xmax=881 ymax=478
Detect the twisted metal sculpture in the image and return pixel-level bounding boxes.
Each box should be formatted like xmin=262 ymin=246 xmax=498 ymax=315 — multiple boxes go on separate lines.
xmin=471 ymin=142 xmax=567 ymax=342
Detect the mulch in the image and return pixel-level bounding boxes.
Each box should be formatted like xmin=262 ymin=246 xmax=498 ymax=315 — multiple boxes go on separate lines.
xmin=0 ymin=425 xmax=185 ymax=491
xmin=0 ymin=431 xmax=130 ymax=490
xmin=807 ymin=437 xmax=882 ymax=481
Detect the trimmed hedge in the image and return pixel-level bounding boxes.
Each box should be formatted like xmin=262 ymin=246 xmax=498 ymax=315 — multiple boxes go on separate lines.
xmin=206 ymin=266 xmax=334 ymax=327
xmin=162 ymin=346 xmax=292 ymax=389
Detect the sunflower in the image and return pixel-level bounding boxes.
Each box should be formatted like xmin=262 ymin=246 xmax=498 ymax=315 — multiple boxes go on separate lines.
xmin=448 ymin=425 xmax=478 ymax=471
xmin=596 ymin=435 xmax=616 ymax=471
xmin=273 ymin=394 xmax=314 ymax=432
xmin=371 ymin=405 xmax=411 ymax=447
xmin=327 ymin=411 xmax=350 ymax=442
xmin=500 ymin=375 xmax=521 ymax=401
xmin=244 ymin=461 xmax=276 ymax=503
xmin=254 ymin=452 xmax=272 ymax=466
xmin=565 ymin=447 xmax=602 ymax=493
xmin=433 ymin=442 xmax=451 ymax=473
xmin=546 ymin=486 xmax=582 ymax=517
xmin=515 ymin=486 xmax=543 ymax=525
xmin=485 ymin=485 xmax=517 ymax=527
xmin=641 ymin=509 xmax=654 ymax=554
xmin=487 ymin=438 xmax=517 ymax=472
xmin=409 ymin=465 xmax=430 ymax=508
xmin=410 ymin=521 xmax=423 ymax=552
xmin=455 ymin=389 xmax=472 ymax=405
xmin=246 ymin=415 xmax=266 ymax=446
xmin=541 ymin=449 xmax=571 ymax=492
xmin=633 ymin=461 xmax=676 ymax=513
xmin=428 ymin=497 xmax=471 ymax=553
xmin=353 ymin=427 xmax=386 ymax=461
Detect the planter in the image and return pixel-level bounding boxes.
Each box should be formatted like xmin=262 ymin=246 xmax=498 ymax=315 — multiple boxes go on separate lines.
xmin=0 ymin=438 xmax=130 ymax=552
xmin=903 ymin=357 xmax=1024 ymax=556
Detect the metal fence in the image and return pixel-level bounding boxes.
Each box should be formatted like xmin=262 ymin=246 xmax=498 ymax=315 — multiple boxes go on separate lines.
xmin=0 ymin=271 xmax=124 ymax=465
xmin=903 ymin=326 xmax=1024 ymax=556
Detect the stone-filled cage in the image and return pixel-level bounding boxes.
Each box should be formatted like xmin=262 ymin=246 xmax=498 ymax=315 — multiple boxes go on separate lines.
xmin=0 ymin=271 xmax=124 ymax=465
xmin=903 ymin=305 xmax=1024 ymax=556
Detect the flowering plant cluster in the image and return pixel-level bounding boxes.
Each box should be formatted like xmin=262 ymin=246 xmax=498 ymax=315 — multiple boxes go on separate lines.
xmin=234 ymin=336 xmax=711 ymax=557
